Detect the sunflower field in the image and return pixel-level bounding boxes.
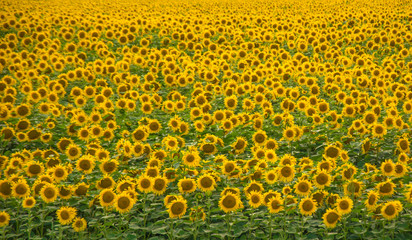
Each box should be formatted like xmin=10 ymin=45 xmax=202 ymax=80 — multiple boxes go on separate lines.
xmin=0 ymin=0 xmax=412 ymax=239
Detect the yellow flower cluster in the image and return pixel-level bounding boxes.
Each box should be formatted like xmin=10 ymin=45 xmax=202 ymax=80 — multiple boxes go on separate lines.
xmin=0 ymin=0 xmax=411 ymax=236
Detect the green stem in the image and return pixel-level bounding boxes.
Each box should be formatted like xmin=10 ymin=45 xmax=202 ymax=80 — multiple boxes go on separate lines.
xmin=281 ymin=210 xmax=286 ymax=239
xmin=269 ymin=214 xmax=273 ymax=239
xmin=40 ymin=203 xmax=45 ymax=237
xmin=2 ymin=226 xmax=6 ymax=240
xmin=343 ymin=216 xmax=347 ymax=240
xmin=225 ymin=213 xmax=232 ymax=240
xmin=59 ymin=225 xmax=63 ymax=240
xmin=193 ymin=220 xmax=198 ymax=240
xmin=248 ymin=213 xmax=254 ymax=238
xmin=300 ymin=216 xmax=306 ymax=238
xmin=207 ymin=196 xmax=212 ymax=239
xmin=143 ymin=193 xmax=148 ymax=240
xmin=27 ymin=210 xmax=32 ymax=239
xmin=168 ymin=219 xmax=175 ymax=240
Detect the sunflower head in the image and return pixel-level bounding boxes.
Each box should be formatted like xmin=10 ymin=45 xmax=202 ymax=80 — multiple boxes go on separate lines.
xmin=56 ymin=206 xmax=77 ymax=225
xmin=219 ymin=192 xmax=242 ymax=213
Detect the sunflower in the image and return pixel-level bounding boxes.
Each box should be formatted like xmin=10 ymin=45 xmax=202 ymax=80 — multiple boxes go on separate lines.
xmin=381 ymin=201 xmax=400 ymax=220
xmin=343 ymin=179 xmax=363 ymax=197
xmin=49 ymin=165 xmax=68 ymax=182
xmin=323 ymin=208 xmax=341 ymax=228
xmin=323 ymin=145 xmax=340 ymax=160
xmin=282 ymin=127 xmax=295 ymax=141
xmin=76 ymin=155 xmax=95 ymax=174
xmin=57 ymin=138 xmax=74 ymax=152
xmin=312 ymin=190 xmax=328 ymax=207
xmin=247 ymin=191 xmax=263 ymax=208
xmin=222 ymin=160 xmax=237 ymax=176
xmin=224 ymin=95 xmax=238 ymax=110
xmin=164 ymin=194 xmax=183 ymax=207
xmin=99 ymin=189 xmax=116 ymax=207
xmin=231 ymin=137 xmax=248 ymax=154
xmin=317 ymin=160 xmax=334 ymax=173
xmin=56 ymin=206 xmax=77 ymax=225
xmin=371 ymin=123 xmax=386 ymax=138
xmin=264 ymin=170 xmax=278 ymax=185
xmin=299 ymin=197 xmax=317 ymax=216
xmin=363 ymin=111 xmax=377 ymax=125
xmin=15 ymin=103 xmax=31 ymax=117
xmin=73 ymin=183 xmax=89 ymax=197
xmin=0 ymin=211 xmax=10 ymax=227
xmin=12 ymin=180 xmax=30 ymax=198
xmin=152 ymin=176 xmax=168 ymax=195
xmin=341 ymin=165 xmax=357 ymax=180
xmin=396 ymin=138 xmax=410 ymax=153
xmin=147 ymin=119 xmax=162 ymax=134
xmin=72 ymin=217 xmax=87 ymax=232
xmin=294 ymin=179 xmax=312 ymax=196
xmin=313 ymin=170 xmax=331 ymax=189
xmin=252 ymin=130 xmax=267 ymax=146
xmin=221 ymin=187 xmax=241 ymax=197
xmin=65 ymin=144 xmax=82 ymax=160
xmin=200 ymin=142 xmax=217 ymax=155
xmin=114 ymin=192 xmax=135 ymax=213
xmin=380 ymin=159 xmax=395 ymax=177
xmin=25 ymin=161 xmax=44 ymax=177
xmin=376 ymin=180 xmax=395 ymax=197
xmin=168 ymin=198 xmax=187 ymax=219
xmin=278 ymin=165 xmax=295 ymax=182
xmin=244 ymin=181 xmax=264 ymax=197
xmin=267 ymin=197 xmax=284 ymax=214
xmin=182 ymin=151 xmax=201 ymax=167
xmin=132 ymin=142 xmax=145 ymax=157
xmin=96 ymin=175 xmax=115 ymax=190
xmin=22 ymin=196 xmax=36 ymax=208
xmin=336 ymin=196 xmax=353 ymax=215
xmin=145 ymin=166 xmax=159 ymax=178
xmin=393 ymin=162 xmax=407 ymax=178
xmin=197 ymin=174 xmax=216 ymax=192
xmin=58 ymin=185 xmax=73 ymax=200
xmin=163 ymin=168 xmax=177 ymax=183
xmin=178 ymin=178 xmax=197 ymax=194
xmin=162 ymin=136 xmax=179 ymax=151
xmin=365 ymin=190 xmax=379 ymax=211
xmin=219 ymin=192 xmax=242 ymax=213
xmin=40 ymin=183 xmax=58 ymax=203
xmin=116 ymin=179 xmax=135 ymax=193
xmin=132 ymin=126 xmax=148 ymax=142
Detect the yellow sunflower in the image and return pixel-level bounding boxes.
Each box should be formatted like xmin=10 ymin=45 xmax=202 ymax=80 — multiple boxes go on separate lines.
xmin=219 ymin=192 xmax=242 ymax=213
xmin=323 ymin=208 xmax=340 ymax=228
xmin=168 ymin=198 xmax=187 ymax=219
xmin=267 ymin=197 xmax=284 ymax=214
xmin=72 ymin=217 xmax=87 ymax=232
xmin=114 ymin=192 xmax=135 ymax=213
xmin=299 ymin=197 xmax=317 ymax=216
xmin=0 ymin=211 xmax=10 ymax=227
xmin=336 ymin=196 xmax=353 ymax=215
xmin=56 ymin=206 xmax=77 ymax=225
xmin=197 ymin=174 xmax=216 ymax=192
